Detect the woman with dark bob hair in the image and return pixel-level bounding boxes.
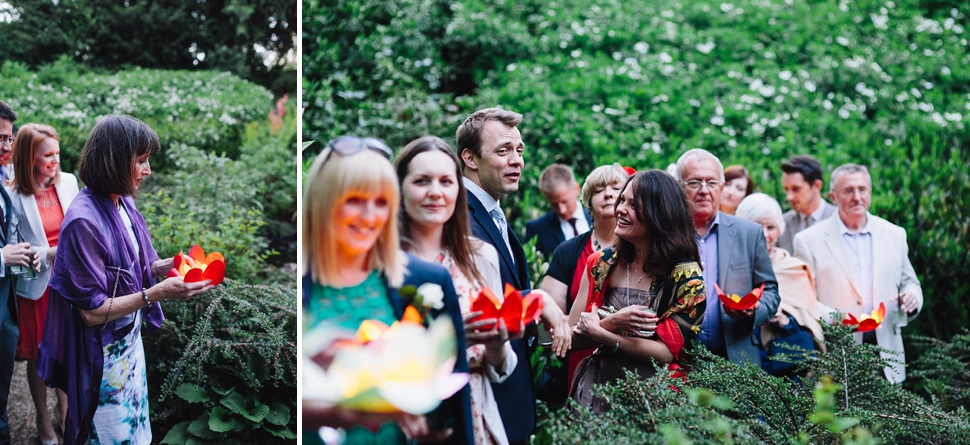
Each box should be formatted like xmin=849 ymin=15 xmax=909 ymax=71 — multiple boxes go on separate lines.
xmin=568 ymin=170 xmax=706 ymax=413
xmin=37 ymin=115 xmax=214 ymax=445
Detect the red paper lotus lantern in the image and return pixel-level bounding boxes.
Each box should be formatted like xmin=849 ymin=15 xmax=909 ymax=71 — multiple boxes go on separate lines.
xmin=469 ymin=284 xmax=543 ymax=335
xmin=715 ymin=282 xmax=765 ymax=311
xmin=842 ymin=302 xmax=886 ymax=333
xmin=167 ymin=244 xmax=226 ymax=286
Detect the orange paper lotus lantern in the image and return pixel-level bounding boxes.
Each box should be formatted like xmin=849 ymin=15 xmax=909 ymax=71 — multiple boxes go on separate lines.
xmin=352 ymin=308 xmax=424 ymax=344
xmin=469 ymin=284 xmax=543 ymax=335
xmin=167 ymin=244 xmax=226 ymax=285
xmin=842 ymin=302 xmax=886 ymax=332
xmin=715 ymin=282 xmax=765 ymax=311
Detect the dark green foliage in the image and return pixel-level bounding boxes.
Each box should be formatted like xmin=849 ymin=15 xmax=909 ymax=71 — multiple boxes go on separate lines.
xmin=907 ymin=330 xmax=970 ymax=412
xmin=537 ymin=326 xmax=970 ymax=444
xmin=0 ymin=59 xmax=274 ymax=173
xmin=304 ymin=0 xmax=970 ymax=340
xmin=145 ymin=279 xmax=297 ymax=443
xmin=0 ymin=0 xmax=296 ymax=94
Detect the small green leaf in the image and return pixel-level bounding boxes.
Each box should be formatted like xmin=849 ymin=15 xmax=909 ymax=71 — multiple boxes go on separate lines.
xmin=264 ymin=401 xmax=290 ymax=426
xmin=209 ymin=407 xmax=237 ymax=433
xmin=220 ymin=390 xmax=248 ymax=413
xmin=212 ymin=386 xmax=235 ymax=396
xmin=264 ymin=422 xmax=297 ymax=439
xmin=398 ymin=285 xmax=417 ymax=302
xmin=241 ymin=402 xmax=270 ymax=423
xmin=161 ymin=421 xmax=191 ymax=444
xmin=175 ymin=384 xmax=210 ymax=403
xmin=301 ymin=141 xmax=315 ymax=150
xmin=187 ymin=417 xmax=220 ymax=440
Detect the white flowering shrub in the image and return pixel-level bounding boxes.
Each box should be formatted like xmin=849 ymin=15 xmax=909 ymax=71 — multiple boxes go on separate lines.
xmin=305 ymin=0 xmax=970 ymax=343
xmin=0 ymin=56 xmax=273 ymax=172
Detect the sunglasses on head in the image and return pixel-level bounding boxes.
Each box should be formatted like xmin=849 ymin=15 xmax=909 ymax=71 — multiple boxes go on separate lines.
xmin=327 ymin=136 xmax=393 ymax=160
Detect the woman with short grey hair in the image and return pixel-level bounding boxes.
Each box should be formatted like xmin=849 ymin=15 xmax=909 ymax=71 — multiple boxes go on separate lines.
xmin=736 ymin=193 xmax=824 ymax=376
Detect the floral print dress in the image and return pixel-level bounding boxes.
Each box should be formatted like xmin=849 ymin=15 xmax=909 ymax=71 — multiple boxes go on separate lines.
xmin=88 ymin=205 xmax=152 ymax=444
xmin=436 ymin=249 xmax=515 ymax=445
xmin=90 ymin=310 xmax=151 ymax=445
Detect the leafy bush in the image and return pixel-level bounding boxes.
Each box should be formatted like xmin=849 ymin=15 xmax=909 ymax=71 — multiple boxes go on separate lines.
xmin=536 ymin=325 xmax=970 ymax=444
xmin=907 ymin=330 xmax=970 ymax=412
xmin=144 ymin=279 xmax=297 ymax=444
xmin=0 ymin=57 xmax=274 ymax=172
xmin=139 ymin=143 xmax=276 ymax=282
xmin=304 ymin=0 xmax=970 ymax=340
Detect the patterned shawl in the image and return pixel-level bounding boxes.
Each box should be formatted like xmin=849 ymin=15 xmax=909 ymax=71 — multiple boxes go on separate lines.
xmin=583 ymin=247 xmax=706 ymax=362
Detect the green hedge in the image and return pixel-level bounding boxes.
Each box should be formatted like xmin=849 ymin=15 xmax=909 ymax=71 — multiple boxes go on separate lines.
xmin=1 ymin=57 xmax=274 ymax=172
xmin=304 ymin=0 xmax=970 ymax=340
xmin=536 ymin=326 xmax=970 ymax=444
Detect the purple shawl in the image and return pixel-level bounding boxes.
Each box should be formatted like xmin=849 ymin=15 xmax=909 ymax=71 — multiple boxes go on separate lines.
xmin=37 ymin=188 xmax=164 ymax=445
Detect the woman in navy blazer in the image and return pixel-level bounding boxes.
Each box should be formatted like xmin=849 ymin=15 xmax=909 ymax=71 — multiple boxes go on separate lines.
xmin=301 ymin=136 xmax=473 ymax=445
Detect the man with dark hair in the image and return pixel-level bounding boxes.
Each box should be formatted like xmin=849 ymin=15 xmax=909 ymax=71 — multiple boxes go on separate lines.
xmin=0 ymin=99 xmax=37 ymax=444
xmin=0 ymin=103 xmax=15 ymax=182
xmin=525 ymin=164 xmax=592 ymax=257
xmin=455 ymin=107 xmax=536 ymax=445
xmin=778 ymin=155 xmax=836 ymax=253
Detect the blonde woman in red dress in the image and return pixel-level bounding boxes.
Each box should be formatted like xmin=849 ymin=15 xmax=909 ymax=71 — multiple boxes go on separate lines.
xmin=8 ymin=123 xmax=78 ymax=445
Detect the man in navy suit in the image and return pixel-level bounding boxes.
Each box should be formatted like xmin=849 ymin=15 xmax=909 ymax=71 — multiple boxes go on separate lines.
xmin=525 ymin=164 xmax=592 ymax=258
xmin=0 ymin=100 xmax=37 ymax=445
xmin=455 ymin=107 xmax=535 ymax=445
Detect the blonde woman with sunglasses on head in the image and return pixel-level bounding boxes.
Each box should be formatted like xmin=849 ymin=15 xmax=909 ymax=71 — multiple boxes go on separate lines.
xmin=302 ymin=136 xmax=475 ymax=445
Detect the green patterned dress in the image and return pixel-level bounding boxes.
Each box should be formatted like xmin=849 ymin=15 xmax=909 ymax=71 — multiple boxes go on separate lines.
xmin=303 ymin=271 xmax=407 ymax=445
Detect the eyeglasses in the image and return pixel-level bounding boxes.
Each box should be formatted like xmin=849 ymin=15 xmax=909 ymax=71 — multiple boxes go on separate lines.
xmin=681 ymin=179 xmax=722 ymax=191
xmin=327 ymin=136 xmax=393 ymax=160
xmin=0 ymin=135 xmax=12 ymax=145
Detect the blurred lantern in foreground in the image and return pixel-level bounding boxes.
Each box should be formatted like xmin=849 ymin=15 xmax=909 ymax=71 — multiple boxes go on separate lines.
xmin=842 ymin=302 xmax=886 ymax=333
xmin=167 ymin=244 xmax=226 ymax=285
xmin=303 ymin=315 xmax=468 ymax=415
xmin=715 ymin=282 xmax=765 ymax=311
xmin=469 ymin=283 xmax=543 ymax=335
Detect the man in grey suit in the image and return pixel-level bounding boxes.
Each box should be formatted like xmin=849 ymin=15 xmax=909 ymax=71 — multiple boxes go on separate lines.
xmin=777 ymin=155 xmax=836 ymax=253
xmin=0 ymin=100 xmax=39 ymax=444
xmin=677 ymin=148 xmax=780 ymax=365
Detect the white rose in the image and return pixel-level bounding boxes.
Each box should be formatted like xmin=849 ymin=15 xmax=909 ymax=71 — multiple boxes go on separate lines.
xmin=417 ymin=283 xmax=445 ymax=310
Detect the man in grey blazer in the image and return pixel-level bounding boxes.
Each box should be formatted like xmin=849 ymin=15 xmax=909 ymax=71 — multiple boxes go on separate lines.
xmin=677 ymin=149 xmax=780 ymax=366
xmin=793 ymin=164 xmax=922 ymax=383
xmin=777 ymin=155 xmax=836 ymax=253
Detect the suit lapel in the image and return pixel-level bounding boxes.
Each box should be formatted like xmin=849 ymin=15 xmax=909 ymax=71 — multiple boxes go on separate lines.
xmin=716 ymin=215 xmax=734 ymax=286
xmin=0 ymin=187 xmax=10 ymax=245
xmin=383 ymin=275 xmax=406 ymax=320
xmin=21 ymin=194 xmax=47 ymax=248
xmin=546 ymin=215 xmax=565 ymax=246
xmin=822 ymin=218 xmax=862 ymax=298
xmin=55 ymin=179 xmax=75 ymax=216
xmin=869 ymin=217 xmax=892 ymax=305
xmin=467 ymin=193 xmax=517 ymax=279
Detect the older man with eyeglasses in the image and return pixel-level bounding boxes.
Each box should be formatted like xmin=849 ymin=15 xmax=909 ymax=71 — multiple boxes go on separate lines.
xmin=676 ymin=148 xmax=779 ymax=367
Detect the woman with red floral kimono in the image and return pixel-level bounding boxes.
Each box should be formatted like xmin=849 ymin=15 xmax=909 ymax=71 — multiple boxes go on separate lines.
xmin=568 ymin=170 xmax=706 ymax=413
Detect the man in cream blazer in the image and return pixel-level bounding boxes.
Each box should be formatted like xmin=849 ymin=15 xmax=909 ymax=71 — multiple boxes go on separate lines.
xmin=793 ymin=164 xmax=922 ymax=383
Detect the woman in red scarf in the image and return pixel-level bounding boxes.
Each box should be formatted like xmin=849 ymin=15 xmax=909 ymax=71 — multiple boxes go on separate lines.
xmin=567 ymin=170 xmax=706 ymax=413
